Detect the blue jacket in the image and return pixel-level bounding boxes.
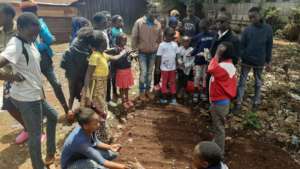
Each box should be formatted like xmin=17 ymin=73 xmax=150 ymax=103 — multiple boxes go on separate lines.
xmin=36 ymin=18 xmax=55 ymax=57
xmin=241 ymin=23 xmax=273 ymax=66
xmin=192 ymin=32 xmax=215 ymax=65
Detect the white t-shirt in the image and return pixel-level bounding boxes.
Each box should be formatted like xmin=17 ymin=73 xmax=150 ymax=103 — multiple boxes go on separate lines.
xmin=1 ymin=37 xmax=44 ymax=102
xmin=157 ymin=41 xmax=179 ymax=71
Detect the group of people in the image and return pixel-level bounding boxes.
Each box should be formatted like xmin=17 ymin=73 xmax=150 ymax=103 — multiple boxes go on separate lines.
xmin=0 ymin=0 xmax=273 ymax=169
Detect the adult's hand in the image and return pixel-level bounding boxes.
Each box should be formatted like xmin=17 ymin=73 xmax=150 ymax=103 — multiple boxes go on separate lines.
xmin=265 ymin=63 xmax=272 ymax=72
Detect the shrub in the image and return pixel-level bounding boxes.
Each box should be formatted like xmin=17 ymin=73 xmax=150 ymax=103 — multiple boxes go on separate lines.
xmin=263 ymin=6 xmax=286 ymax=33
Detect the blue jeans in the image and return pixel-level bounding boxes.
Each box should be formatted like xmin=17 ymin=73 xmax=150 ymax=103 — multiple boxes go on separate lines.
xmin=67 ymin=150 xmax=118 ymax=169
xmin=41 ymin=52 xmax=68 ymax=113
xmin=138 ymin=53 xmax=156 ymax=93
xmin=237 ymin=65 xmax=263 ymax=105
xmin=11 ymin=99 xmax=58 ymax=169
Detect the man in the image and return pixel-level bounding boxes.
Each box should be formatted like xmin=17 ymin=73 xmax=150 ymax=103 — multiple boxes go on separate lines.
xmin=210 ymin=14 xmax=240 ymax=65
xmin=0 ymin=3 xmax=30 ymax=144
xmin=234 ymin=7 xmax=273 ymax=113
xmin=182 ymin=4 xmax=201 ymax=38
xmin=20 ymin=0 xmax=70 ymax=115
xmin=0 ymin=13 xmax=58 ymax=169
xmin=192 ymin=141 xmax=229 ymax=169
xmin=132 ymin=3 xmax=162 ymax=101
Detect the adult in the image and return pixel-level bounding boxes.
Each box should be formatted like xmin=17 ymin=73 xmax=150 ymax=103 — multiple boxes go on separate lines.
xmin=61 ymin=108 xmax=138 ymax=169
xmin=210 ymin=14 xmax=240 ymax=65
xmin=20 ymin=0 xmax=70 ymax=115
xmin=132 ymin=3 xmax=162 ymax=101
xmin=234 ymin=7 xmax=273 ymax=112
xmin=0 ymin=13 xmax=58 ymax=169
xmin=182 ymin=4 xmax=201 ymax=38
xmin=0 ymin=3 xmax=30 ymax=144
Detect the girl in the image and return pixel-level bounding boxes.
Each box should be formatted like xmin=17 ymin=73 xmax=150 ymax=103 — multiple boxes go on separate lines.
xmin=157 ymin=28 xmax=179 ymax=104
xmin=114 ymin=34 xmax=135 ymax=109
xmin=82 ymin=30 xmax=127 ymax=142
xmin=111 ymin=15 xmax=124 ymax=46
xmin=61 ymin=27 xmax=94 ymax=121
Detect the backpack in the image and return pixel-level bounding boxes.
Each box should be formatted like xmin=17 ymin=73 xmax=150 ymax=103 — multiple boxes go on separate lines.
xmin=15 ymin=35 xmax=29 ymax=65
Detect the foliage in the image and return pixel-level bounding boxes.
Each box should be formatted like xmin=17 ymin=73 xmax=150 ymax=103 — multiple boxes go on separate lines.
xmin=276 ymin=7 xmax=300 ymax=42
xmin=243 ymin=112 xmax=262 ymax=130
xmin=226 ymin=0 xmax=242 ymax=3
xmin=263 ymin=6 xmax=286 ymax=33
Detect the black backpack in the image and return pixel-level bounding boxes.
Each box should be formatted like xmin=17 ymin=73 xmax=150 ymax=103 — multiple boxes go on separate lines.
xmin=15 ymin=35 xmax=29 ymax=65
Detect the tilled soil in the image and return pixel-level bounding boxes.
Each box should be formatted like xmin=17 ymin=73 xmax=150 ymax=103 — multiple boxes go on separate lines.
xmin=116 ymin=104 xmax=300 ymax=169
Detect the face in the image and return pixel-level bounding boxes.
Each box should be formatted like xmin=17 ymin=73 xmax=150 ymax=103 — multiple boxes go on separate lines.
xmin=94 ymin=18 xmax=108 ymax=30
xmin=116 ymin=17 xmax=124 ymax=28
xmin=192 ymin=151 xmax=209 ymax=169
xmin=148 ymin=5 xmax=159 ymax=20
xmin=83 ymin=113 xmax=100 ymax=133
xmin=20 ymin=23 xmax=40 ymax=42
xmin=182 ymin=40 xmax=190 ymax=48
xmin=187 ymin=7 xmax=195 ymax=16
xmin=216 ymin=18 xmax=229 ymax=31
xmin=119 ymin=36 xmax=127 ymax=46
xmin=0 ymin=12 xmax=12 ymax=27
xmin=249 ymin=11 xmax=261 ymax=25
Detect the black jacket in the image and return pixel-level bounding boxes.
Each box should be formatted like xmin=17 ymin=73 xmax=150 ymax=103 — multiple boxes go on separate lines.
xmin=210 ymin=30 xmax=240 ymax=65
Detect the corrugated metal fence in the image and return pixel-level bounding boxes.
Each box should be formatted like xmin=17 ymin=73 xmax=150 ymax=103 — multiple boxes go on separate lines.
xmin=76 ymin=0 xmax=148 ymax=31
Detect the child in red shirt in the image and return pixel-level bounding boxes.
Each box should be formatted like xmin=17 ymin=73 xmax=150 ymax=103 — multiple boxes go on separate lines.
xmin=207 ymin=41 xmax=237 ymax=155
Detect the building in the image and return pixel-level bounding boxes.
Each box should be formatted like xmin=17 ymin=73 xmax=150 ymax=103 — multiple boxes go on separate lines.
xmin=0 ymin=0 xmax=79 ymax=43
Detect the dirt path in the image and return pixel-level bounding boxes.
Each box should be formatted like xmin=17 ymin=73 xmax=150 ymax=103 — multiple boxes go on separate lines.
xmin=116 ymin=104 xmax=300 ymax=169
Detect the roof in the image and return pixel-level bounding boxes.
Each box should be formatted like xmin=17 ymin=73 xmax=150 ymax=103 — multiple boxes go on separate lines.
xmin=0 ymin=0 xmax=79 ymax=6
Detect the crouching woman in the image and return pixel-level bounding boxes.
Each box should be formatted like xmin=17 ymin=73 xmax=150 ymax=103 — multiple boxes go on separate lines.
xmin=61 ymin=107 xmax=132 ymax=169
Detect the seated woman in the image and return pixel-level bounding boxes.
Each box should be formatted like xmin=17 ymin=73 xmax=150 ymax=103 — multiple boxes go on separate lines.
xmin=61 ymin=107 xmax=131 ymax=169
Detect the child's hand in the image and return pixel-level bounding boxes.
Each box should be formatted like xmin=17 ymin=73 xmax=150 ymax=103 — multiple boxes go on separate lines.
xmin=110 ymin=144 xmax=122 ymax=152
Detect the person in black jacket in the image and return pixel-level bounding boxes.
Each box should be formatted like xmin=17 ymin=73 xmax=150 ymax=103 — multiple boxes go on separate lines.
xmin=233 ymin=7 xmax=273 ymax=113
xmin=210 ymin=15 xmax=240 ymax=65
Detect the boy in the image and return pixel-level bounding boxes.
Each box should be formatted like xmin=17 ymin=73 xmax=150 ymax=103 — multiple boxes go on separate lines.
xmin=192 ymin=19 xmax=215 ymax=103
xmin=193 ymin=141 xmax=229 ymax=169
xmin=157 ymin=28 xmax=179 ymax=104
xmin=207 ymin=42 xmax=237 ymax=155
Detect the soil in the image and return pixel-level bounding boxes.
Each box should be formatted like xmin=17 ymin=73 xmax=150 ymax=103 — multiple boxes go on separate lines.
xmin=0 ymin=42 xmax=299 ymax=169
xmin=116 ymin=104 xmax=300 ymax=169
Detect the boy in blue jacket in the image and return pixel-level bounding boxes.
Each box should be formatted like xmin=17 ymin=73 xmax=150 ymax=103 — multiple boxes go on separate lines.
xmin=192 ymin=19 xmax=215 ymax=103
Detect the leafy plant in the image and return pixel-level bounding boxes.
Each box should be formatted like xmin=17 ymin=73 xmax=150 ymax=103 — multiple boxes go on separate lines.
xmin=243 ymin=112 xmax=262 ymax=129
xmin=263 ymin=6 xmax=286 ymax=33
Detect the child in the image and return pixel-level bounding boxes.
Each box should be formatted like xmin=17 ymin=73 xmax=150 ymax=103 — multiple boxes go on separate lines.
xmin=114 ymin=34 xmax=135 ymax=109
xmin=111 ymin=15 xmax=124 ymax=46
xmin=193 ymin=141 xmax=229 ymax=169
xmin=169 ymin=16 xmax=180 ymax=43
xmin=177 ymin=36 xmax=194 ymax=99
xmin=82 ymin=30 xmax=127 ymax=142
xmin=208 ymin=42 xmax=237 ymax=155
xmin=192 ymin=19 xmax=215 ymax=103
xmin=61 ymin=27 xmax=94 ymax=121
xmin=157 ymin=28 xmax=179 ymax=104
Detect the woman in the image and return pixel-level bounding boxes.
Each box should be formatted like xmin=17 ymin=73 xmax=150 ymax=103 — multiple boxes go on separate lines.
xmin=61 ymin=107 xmax=136 ymax=169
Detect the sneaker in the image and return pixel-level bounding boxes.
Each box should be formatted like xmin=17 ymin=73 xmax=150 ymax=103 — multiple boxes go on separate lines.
xmin=44 ymin=155 xmax=55 ymax=166
xmin=15 ymin=131 xmax=29 ymax=144
xmin=123 ymin=102 xmax=131 ymax=109
xmin=170 ymin=99 xmax=178 ymax=105
xmin=193 ymin=93 xmax=199 ymax=103
xmin=41 ymin=134 xmax=47 ymax=143
xmin=108 ymin=101 xmax=118 ymax=107
xmin=128 ymin=100 xmax=134 ymax=107
xmin=160 ymin=99 xmax=168 ymax=104
xmin=200 ymin=93 xmax=208 ymax=101
xmin=154 ymin=85 xmax=160 ymax=91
